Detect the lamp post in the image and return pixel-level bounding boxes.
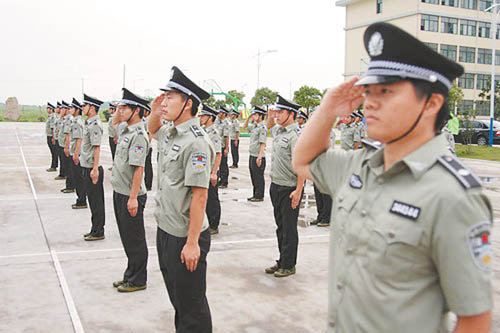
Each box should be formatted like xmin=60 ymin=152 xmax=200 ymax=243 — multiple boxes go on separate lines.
xmin=255 ymin=49 xmax=277 ymax=90
xmin=485 ymin=1 xmax=499 ymax=146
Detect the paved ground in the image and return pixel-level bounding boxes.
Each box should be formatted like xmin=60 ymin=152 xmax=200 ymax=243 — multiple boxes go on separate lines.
xmin=0 ymin=122 xmax=499 ymax=333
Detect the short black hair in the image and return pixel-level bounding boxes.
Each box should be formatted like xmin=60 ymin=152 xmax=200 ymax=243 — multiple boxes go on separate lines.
xmin=125 ymin=104 xmax=145 ymax=118
xmin=409 ymin=79 xmax=448 ymax=133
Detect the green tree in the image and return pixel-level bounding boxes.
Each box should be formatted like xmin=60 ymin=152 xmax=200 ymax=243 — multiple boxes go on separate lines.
xmin=293 ymin=85 xmax=322 ymax=109
xmin=250 ymin=87 xmax=277 ymax=107
xmin=225 ymin=90 xmax=245 ymax=105
xmin=478 ymin=81 xmax=500 ymax=119
xmin=205 ymin=96 xmax=225 ymax=109
xmin=448 ymin=82 xmax=464 ymax=115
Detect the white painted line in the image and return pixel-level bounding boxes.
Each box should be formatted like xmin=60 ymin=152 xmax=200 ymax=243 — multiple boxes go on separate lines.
xmin=15 ymin=129 xmax=38 ymax=200
xmin=51 ymin=250 xmax=84 ymax=333
xmin=0 ymin=252 xmax=51 ymax=259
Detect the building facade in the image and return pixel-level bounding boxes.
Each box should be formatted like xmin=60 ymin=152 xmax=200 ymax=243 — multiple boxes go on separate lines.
xmin=336 ymin=0 xmax=500 ymax=116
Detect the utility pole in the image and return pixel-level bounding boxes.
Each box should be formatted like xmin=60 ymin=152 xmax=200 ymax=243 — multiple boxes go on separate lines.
xmin=255 ymin=49 xmax=277 ymax=90
xmin=485 ymin=1 xmax=499 ymax=146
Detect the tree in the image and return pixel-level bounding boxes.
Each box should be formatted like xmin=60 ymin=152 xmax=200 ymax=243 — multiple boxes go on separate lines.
xmin=293 ymin=85 xmax=322 ymax=109
xmin=225 ymin=90 xmax=245 ymax=105
xmin=250 ymin=87 xmax=278 ymax=107
xmin=205 ymin=95 xmax=225 ymax=109
xmin=478 ymin=81 xmax=500 ymax=119
xmin=448 ymin=82 xmax=464 ymax=115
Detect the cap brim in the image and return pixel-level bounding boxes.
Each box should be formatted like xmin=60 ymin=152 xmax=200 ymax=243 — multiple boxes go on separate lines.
xmin=354 ymin=75 xmax=403 ymax=86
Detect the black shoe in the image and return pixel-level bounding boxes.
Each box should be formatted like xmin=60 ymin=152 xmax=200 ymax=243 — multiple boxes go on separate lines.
xmin=83 ymin=232 xmax=92 ymax=238
xmin=209 ymin=228 xmax=219 ymax=235
xmin=229 ymin=165 xmax=238 ymax=169
xmin=310 ymin=219 xmax=320 ymax=225
xmin=46 ymin=168 xmax=57 ymax=172
xmin=113 ymin=280 xmax=126 ymax=288
xmin=62 ymin=188 xmax=75 ymax=193
xmin=249 ymin=198 xmax=264 ymax=202
xmin=146 ymin=188 xmax=152 ymax=191
xmin=72 ymin=203 xmax=88 ymax=209
xmin=265 ymin=263 xmax=279 ymax=274
xmin=317 ymin=220 xmax=330 ymax=227
xmin=117 ymin=281 xmax=147 ymax=293
xmin=84 ymin=234 xmax=105 ymax=241
xmin=247 ymin=197 xmax=255 ymax=201
xmin=54 ymin=175 xmax=65 ymax=180
xmin=219 ymin=184 xmax=228 ymax=189
xmin=274 ymin=267 xmax=296 ymax=278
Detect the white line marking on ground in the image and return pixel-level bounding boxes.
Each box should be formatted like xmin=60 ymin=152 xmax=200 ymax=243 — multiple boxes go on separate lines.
xmin=0 ymin=252 xmax=51 ymax=259
xmin=51 ymin=250 xmax=84 ymax=333
xmin=15 ymin=129 xmax=38 ymax=200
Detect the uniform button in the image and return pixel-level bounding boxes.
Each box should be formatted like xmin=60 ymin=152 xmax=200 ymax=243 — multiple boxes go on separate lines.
xmin=345 ymin=248 xmax=354 ymax=255
xmin=329 ymin=321 xmax=336 ymax=328
xmin=377 ymin=178 xmax=384 ymax=185
xmin=361 ymin=210 xmax=367 ymax=217
xmin=388 ymin=232 xmax=395 ymax=238
xmin=339 ymin=196 xmax=344 ymax=202
xmin=337 ymin=283 xmax=343 ymax=290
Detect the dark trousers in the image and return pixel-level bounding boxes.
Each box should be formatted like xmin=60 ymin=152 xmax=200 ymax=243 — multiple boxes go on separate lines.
xmin=206 ymin=182 xmax=221 ymax=230
xmin=230 ymin=140 xmax=239 ymax=167
xmin=270 ymin=182 xmax=300 ymax=270
xmin=82 ymin=166 xmax=105 ymax=236
xmin=47 ymin=136 xmax=58 ymax=169
xmin=249 ymin=156 xmax=266 ymax=199
xmin=157 ymin=227 xmax=212 ymax=333
xmin=64 ymin=154 xmax=75 ymax=190
xmin=56 ymin=144 xmax=66 ymax=177
xmin=144 ymin=148 xmax=153 ymax=190
xmin=71 ymin=160 xmax=87 ymax=205
xmin=218 ymin=152 xmax=229 ymax=186
xmin=109 ymin=136 xmax=117 ymax=161
xmin=313 ymin=184 xmax=332 ymax=222
xmin=113 ymin=191 xmax=148 ymax=286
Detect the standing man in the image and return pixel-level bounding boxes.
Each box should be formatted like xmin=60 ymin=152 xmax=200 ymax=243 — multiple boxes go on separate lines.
xmin=340 ymin=113 xmax=361 ymax=151
xmin=70 ymin=98 xmax=87 ymax=209
xmin=62 ymin=102 xmax=75 ymax=193
xmin=296 ymin=108 xmax=308 ymax=128
xmin=149 ymin=66 xmax=214 ymax=332
xmin=108 ymin=103 xmax=118 ymax=170
xmin=264 ymin=95 xmax=305 ymax=278
xmin=142 ymin=108 xmax=154 ymax=191
xmin=293 ymin=22 xmax=492 ymax=332
xmin=45 ymin=103 xmax=58 ymax=172
xmin=55 ymin=101 xmax=68 ymax=181
xmin=200 ymin=104 xmax=222 ymax=235
xmin=81 ymin=94 xmax=106 ymax=241
xmin=229 ymin=107 xmax=240 ymax=169
xmin=215 ymin=106 xmax=230 ymax=188
xmin=243 ymin=106 xmax=267 ymax=202
xmin=111 ymin=88 xmax=150 ymax=293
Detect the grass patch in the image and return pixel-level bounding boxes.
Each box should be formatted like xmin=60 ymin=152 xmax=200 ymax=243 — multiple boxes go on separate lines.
xmin=456 ymin=144 xmax=500 ymax=162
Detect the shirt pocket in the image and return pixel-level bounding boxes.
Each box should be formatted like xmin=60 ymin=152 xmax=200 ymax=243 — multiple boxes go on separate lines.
xmin=163 ymin=150 xmax=183 ymax=183
xmin=117 ymin=139 xmax=129 ymax=158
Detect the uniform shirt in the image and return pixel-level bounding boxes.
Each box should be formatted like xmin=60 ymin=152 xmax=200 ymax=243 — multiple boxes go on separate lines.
xmin=154 ymin=117 xmax=215 ymax=238
xmin=70 ymin=115 xmax=84 ymax=156
xmin=80 ymin=115 xmax=103 ymax=168
xmin=45 ymin=113 xmax=52 ymax=136
xmin=310 ymin=134 xmax=493 ymax=333
xmin=330 ymin=129 xmax=336 ymax=148
xmin=59 ymin=114 xmax=73 ymax=148
xmin=248 ymin=121 xmax=268 ymax=157
xmin=270 ymin=122 xmax=301 ymax=187
xmin=229 ymin=118 xmax=240 ymax=140
xmin=340 ymin=123 xmax=360 ymax=151
xmin=111 ymin=122 xmax=149 ymax=196
xmin=49 ymin=113 xmax=57 ymax=136
xmin=442 ymin=127 xmax=456 ymax=153
xmin=55 ymin=116 xmax=64 ymax=143
xmin=356 ymin=122 xmax=366 ymax=140
xmin=215 ymin=117 xmax=229 ymax=149
xmin=204 ymin=124 xmax=222 ymax=154
xmin=156 ymin=120 xmax=174 ymax=189
xmin=108 ymin=118 xmax=116 ymax=139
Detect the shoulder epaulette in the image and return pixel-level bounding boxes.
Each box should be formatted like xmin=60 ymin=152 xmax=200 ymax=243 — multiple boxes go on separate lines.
xmin=361 ymin=139 xmax=383 ymax=150
xmin=437 ymin=155 xmax=482 ymax=189
xmin=136 ymin=127 xmax=144 ymax=135
xmin=294 ymin=128 xmax=301 ymax=136
xmin=190 ymin=125 xmax=204 ymax=137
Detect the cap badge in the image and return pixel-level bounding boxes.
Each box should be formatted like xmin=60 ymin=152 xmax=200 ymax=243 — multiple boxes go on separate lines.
xmin=368 ymin=32 xmax=384 ymax=57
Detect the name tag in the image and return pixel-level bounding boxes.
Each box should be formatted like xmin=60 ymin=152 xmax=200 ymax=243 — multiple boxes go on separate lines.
xmin=390 ymin=201 xmax=421 ymax=220
xmin=172 ymin=144 xmax=181 ymax=152
xmin=281 ymin=137 xmax=289 ymax=143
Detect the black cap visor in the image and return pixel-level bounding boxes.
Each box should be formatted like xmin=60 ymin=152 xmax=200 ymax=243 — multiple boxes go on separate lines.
xmin=355 ymin=75 xmax=403 ymax=87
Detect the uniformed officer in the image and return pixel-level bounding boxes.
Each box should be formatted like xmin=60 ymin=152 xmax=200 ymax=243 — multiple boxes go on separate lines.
xmin=340 ymin=112 xmax=361 ymax=151
xmin=354 ymin=110 xmax=366 ymax=142
xmin=45 ymin=103 xmax=58 ymax=172
xmin=54 ymin=101 xmax=68 ymax=181
xmin=69 ymin=98 xmax=87 ymax=209
xmin=294 ymin=22 xmax=493 ymax=332
xmin=62 ymin=101 xmax=75 ymax=193
xmin=229 ymin=107 xmax=240 ymax=168
xmin=199 ymin=104 xmax=222 ymax=235
xmin=142 ymin=108 xmax=154 ymax=191
xmin=110 ymin=88 xmax=150 ymax=293
xmin=264 ymin=95 xmax=305 ymax=278
xmin=81 ymin=94 xmax=106 ymax=241
xmin=149 ymin=66 xmax=214 ymax=332
xmin=296 ymin=108 xmax=308 ymax=128
xmin=243 ymin=105 xmax=267 ymax=202
xmin=215 ymin=106 xmax=230 ymax=188
xmin=108 ymin=103 xmax=118 ymax=170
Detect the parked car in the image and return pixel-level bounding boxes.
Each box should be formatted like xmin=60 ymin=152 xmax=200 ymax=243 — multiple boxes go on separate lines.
xmin=453 ymin=119 xmax=500 ymax=146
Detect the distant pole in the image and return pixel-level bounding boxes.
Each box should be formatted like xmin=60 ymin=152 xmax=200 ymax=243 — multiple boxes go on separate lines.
xmin=485 ymin=1 xmax=499 ymax=146
xmin=123 ymin=64 xmax=126 ymax=88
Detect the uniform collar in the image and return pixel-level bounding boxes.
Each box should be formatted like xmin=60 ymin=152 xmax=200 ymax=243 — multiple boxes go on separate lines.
xmin=126 ymin=121 xmax=143 ymax=132
xmin=170 ymin=117 xmax=200 ymax=137
xmin=279 ymin=121 xmax=299 ymax=133
xmin=204 ymin=123 xmax=215 ymax=131
xmin=87 ymin=114 xmax=99 ymax=122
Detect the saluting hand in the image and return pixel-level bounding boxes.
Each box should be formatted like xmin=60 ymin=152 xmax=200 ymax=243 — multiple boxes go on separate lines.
xmin=151 ymin=94 xmax=165 ymax=115
xmin=127 ymin=197 xmax=138 ymax=217
xmin=181 ymin=242 xmax=200 ymax=272
xmin=320 ymin=77 xmax=364 ymax=119
xmin=290 ymin=188 xmax=302 ymax=209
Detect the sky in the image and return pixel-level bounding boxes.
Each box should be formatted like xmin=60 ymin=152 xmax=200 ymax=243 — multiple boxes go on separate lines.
xmin=0 ymin=0 xmax=346 ymax=106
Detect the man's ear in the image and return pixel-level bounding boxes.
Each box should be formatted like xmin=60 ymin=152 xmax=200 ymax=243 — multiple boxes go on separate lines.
xmin=425 ymin=93 xmax=445 ymax=117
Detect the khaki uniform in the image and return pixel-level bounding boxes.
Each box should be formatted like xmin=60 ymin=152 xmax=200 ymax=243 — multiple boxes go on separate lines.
xmin=154 ymin=117 xmax=215 ymax=237
xmin=70 ymin=116 xmax=84 ymax=156
xmin=248 ymin=121 xmax=268 ymax=157
xmin=270 ymin=123 xmax=301 ymax=187
xmin=248 ymin=120 xmax=268 ymax=199
xmin=229 ymin=118 xmax=240 ymax=140
xmin=205 ymin=124 xmax=221 ymax=154
xmin=356 ymin=122 xmax=366 ymax=140
xmin=204 ymin=123 xmax=222 ymax=230
xmin=59 ymin=114 xmax=72 ymax=148
xmin=54 ymin=116 xmax=63 ymax=143
xmin=310 ymin=134 xmax=493 ymax=332
xmin=330 ymin=129 xmax=336 ymax=148
xmin=45 ymin=113 xmax=53 ymax=137
xmin=80 ymin=115 xmax=103 ymax=168
xmin=69 ymin=115 xmax=86 ymax=206
xmin=340 ymin=123 xmax=360 ymax=151
xmin=443 ymin=127 xmax=456 ymax=153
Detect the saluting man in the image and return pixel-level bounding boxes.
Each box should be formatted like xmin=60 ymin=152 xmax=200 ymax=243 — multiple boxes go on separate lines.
xmin=45 ymin=103 xmax=58 ymax=172
xmin=199 ymin=103 xmax=222 ymax=235
xmin=340 ymin=113 xmax=361 ymax=151
xmin=108 ymin=103 xmax=118 ymax=170
xmin=243 ymin=106 xmax=268 ymax=202
xmin=142 ymin=108 xmax=154 ymax=191
xmin=149 ymin=66 xmax=214 ymax=332
xmin=69 ymin=98 xmax=87 ymax=209
xmin=264 ymin=95 xmax=305 ymax=278
xmin=229 ymin=107 xmax=240 ymax=169
xmin=81 ymin=94 xmax=106 ymax=241
xmin=293 ymin=22 xmax=493 ymax=332
xmin=110 ymin=88 xmax=150 ymax=293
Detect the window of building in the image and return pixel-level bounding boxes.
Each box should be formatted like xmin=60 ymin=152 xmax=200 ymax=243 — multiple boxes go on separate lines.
xmin=440 ymin=44 xmax=457 ymax=61
xmin=459 ymin=46 xmax=476 ymax=63
xmin=460 ymin=19 xmax=477 ymax=36
xmin=496 ymin=50 xmax=500 ymax=65
xmin=496 ymin=24 xmax=500 ymax=39
xmin=477 ymin=74 xmax=491 ymax=90
xmin=442 ymin=0 xmax=459 ymax=6
xmin=376 ymin=0 xmax=382 ymax=13
xmin=424 ymin=42 xmax=439 ymax=52
xmin=422 ymin=0 xmax=439 ymax=3
xmin=478 ymin=21 xmax=491 ymax=38
xmin=479 ymin=0 xmax=493 ymax=11
xmin=461 ymin=0 xmax=478 ymax=9
xmin=458 ymin=100 xmax=474 ymax=114
xmin=458 ymin=73 xmax=475 ymax=89
xmin=478 ymin=48 xmax=492 ymax=64
xmin=421 ymin=15 xmax=439 ymax=32
xmin=475 ymin=101 xmax=490 ymax=116
xmin=441 ymin=17 xmax=458 ymax=34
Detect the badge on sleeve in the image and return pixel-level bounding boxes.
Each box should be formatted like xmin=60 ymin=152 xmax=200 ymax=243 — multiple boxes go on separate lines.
xmin=191 ymin=152 xmax=208 ymax=173
xmin=134 ymin=144 xmax=144 ymax=155
xmin=467 ymin=222 xmax=492 ymax=271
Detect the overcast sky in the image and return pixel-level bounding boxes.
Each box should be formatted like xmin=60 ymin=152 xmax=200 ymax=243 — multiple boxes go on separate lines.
xmin=0 ymin=0 xmax=346 ymax=106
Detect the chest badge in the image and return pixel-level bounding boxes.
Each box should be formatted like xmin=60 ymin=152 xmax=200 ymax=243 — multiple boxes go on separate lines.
xmin=389 ymin=201 xmax=421 ymax=220
xmin=123 ymin=137 xmax=129 ymax=143
xmin=349 ymin=174 xmax=363 ymax=189
xmin=172 ymin=144 xmax=181 ymax=152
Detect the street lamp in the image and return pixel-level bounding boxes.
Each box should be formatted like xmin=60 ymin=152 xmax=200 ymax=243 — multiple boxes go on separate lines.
xmin=255 ymin=49 xmax=277 ymax=90
xmin=484 ymin=1 xmax=499 ymax=146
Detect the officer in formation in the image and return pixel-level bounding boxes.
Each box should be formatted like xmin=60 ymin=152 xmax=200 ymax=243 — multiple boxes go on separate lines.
xmin=243 ymin=105 xmax=267 ymax=202
xmin=215 ymin=106 xmax=230 ymax=188
xmin=265 ymin=95 xmax=305 ymax=278
xmin=340 ymin=112 xmax=361 ymax=151
xmin=54 ymin=102 xmax=68 ymax=181
xmin=229 ymin=107 xmax=240 ymax=169
xmin=142 ymin=108 xmax=154 ymax=191
xmin=199 ymin=104 xmax=222 ymax=235
xmin=81 ymin=94 xmax=106 ymax=241
xmin=45 ymin=103 xmax=58 ymax=172
xmin=69 ymin=98 xmax=88 ymax=209
xmin=108 ymin=103 xmax=118 ymax=170
xmin=296 ymin=108 xmax=308 ymax=128
xmin=353 ymin=110 xmax=366 ymax=142
xmin=59 ymin=101 xmax=75 ymax=193
xmin=293 ymin=22 xmax=493 ymax=332
xmin=149 ymin=66 xmax=214 ymax=332
xmin=110 ymin=88 xmax=150 ymax=293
